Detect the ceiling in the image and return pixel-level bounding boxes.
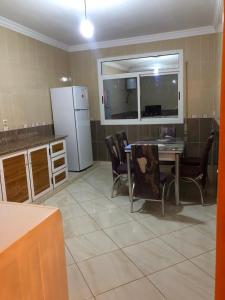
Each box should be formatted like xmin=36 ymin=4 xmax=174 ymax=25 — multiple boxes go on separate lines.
xmin=0 ymin=0 xmax=219 ymax=48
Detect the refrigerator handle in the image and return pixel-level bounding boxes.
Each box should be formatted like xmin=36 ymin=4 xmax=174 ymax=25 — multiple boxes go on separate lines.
xmin=102 ymin=96 xmax=104 ymax=104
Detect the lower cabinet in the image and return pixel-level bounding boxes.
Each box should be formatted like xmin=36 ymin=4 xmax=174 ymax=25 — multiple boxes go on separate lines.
xmin=28 ymin=145 xmax=53 ymax=200
xmin=0 ymin=140 xmax=68 ymax=203
xmin=0 ymin=151 xmax=31 ymax=203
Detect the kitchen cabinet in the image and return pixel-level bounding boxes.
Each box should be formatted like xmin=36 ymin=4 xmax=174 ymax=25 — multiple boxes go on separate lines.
xmin=0 ymin=151 xmax=31 ymax=203
xmin=0 ymin=202 xmax=68 ymax=300
xmin=50 ymin=140 xmax=68 ymax=188
xmin=28 ymin=145 xmax=53 ymax=200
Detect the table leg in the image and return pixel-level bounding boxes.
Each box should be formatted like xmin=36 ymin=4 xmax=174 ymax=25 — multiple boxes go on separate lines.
xmin=126 ymin=152 xmax=132 ymax=203
xmin=175 ymin=153 xmax=180 ymax=206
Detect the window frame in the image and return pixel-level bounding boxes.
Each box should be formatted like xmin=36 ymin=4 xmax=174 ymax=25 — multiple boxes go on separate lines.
xmin=97 ymin=49 xmax=184 ymax=125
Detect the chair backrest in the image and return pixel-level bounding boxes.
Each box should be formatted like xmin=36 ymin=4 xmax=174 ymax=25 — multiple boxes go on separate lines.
xmin=105 ymin=135 xmax=120 ymax=175
xmin=159 ymin=126 xmax=176 ymax=139
xmin=200 ymin=133 xmax=214 ymax=180
xmin=131 ymin=144 xmax=161 ymax=200
xmin=116 ymin=131 xmax=128 ymax=163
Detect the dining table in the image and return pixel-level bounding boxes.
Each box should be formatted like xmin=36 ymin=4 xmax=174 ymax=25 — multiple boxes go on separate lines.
xmin=125 ymin=138 xmax=185 ymax=206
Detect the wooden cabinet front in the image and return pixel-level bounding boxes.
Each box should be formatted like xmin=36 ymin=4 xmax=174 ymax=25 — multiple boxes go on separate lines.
xmin=0 ymin=151 xmax=31 ymax=203
xmin=28 ymin=145 xmax=52 ymax=199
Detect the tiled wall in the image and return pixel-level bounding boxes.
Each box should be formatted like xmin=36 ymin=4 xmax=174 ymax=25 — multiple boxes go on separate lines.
xmin=91 ymin=118 xmax=219 ymax=165
xmin=0 ymin=26 xmax=71 ymax=130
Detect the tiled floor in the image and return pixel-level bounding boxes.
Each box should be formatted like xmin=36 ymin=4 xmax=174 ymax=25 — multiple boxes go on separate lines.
xmin=43 ymin=163 xmax=217 ymax=300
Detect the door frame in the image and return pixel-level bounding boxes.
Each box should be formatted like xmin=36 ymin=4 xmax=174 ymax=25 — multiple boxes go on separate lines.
xmin=215 ymin=2 xmax=225 ymax=299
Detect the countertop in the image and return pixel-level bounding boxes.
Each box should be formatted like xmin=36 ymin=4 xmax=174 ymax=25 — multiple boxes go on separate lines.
xmin=0 ymin=134 xmax=67 ymax=156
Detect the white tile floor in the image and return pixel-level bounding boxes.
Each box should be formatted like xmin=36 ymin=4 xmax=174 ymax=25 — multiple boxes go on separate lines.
xmin=43 ymin=163 xmax=217 ymax=300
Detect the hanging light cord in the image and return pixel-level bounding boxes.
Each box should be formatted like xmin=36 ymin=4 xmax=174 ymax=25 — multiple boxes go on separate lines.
xmin=84 ymin=0 xmax=87 ymax=19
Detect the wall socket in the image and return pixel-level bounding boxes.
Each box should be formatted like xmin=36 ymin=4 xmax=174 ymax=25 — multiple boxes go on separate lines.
xmin=3 ymin=119 xmax=8 ymax=131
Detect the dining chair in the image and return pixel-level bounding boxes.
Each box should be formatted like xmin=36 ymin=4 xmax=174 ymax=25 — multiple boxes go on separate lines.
xmin=168 ymin=133 xmax=214 ymax=204
xmin=180 ymin=130 xmax=215 ymax=166
xmin=159 ymin=126 xmax=176 ymax=139
xmin=131 ymin=144 xmax=168 ymax=216
xmin=116 ymin=131 xmax=129 ymax=163
xmin=105 ymin=135 xmax=131 ymax=198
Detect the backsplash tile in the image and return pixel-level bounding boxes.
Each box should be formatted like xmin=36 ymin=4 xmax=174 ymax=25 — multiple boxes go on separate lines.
xmin=91 ymin=118 xmax=218 ymax=165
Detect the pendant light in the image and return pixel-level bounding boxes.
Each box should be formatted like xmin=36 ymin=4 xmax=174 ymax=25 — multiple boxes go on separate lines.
xmin=80 ymin=0 xmax=94 ymax=38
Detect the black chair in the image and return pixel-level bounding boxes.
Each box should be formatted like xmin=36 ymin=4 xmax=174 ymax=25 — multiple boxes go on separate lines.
xmin=180 ymin=130 xmax=215 ymax=166
xmin=159 ymin=126 xmax=176 ymax=139
xmin=168 ymin=133 xmax=214 ymax=204
xmin=116 ymin=131 xmax=129 ymax=163
xmin=105 ymin=135 xmax=130 ymax=198
xmin=131 ymin=144 xmax=168 ymax=216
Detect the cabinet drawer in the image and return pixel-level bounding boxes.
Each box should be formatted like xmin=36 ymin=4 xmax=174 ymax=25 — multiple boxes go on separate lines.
xmin=51 ymin=154 xmax=67 ymax=173
xmin=50 ymin=140 xmax=66 ymax=158
xmin=52 ymin=168 xmax=68 ymax=188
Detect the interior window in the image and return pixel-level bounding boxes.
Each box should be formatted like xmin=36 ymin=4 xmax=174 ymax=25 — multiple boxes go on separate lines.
xmin=98 ymin=50 xmax=183 ymax=125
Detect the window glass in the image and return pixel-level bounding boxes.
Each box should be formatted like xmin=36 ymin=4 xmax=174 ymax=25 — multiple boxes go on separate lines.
xmin=102 ymin=54 xmax=179 ymax=75
xmin=140 ymin=74 xmax=179 ymax=118
xmin=103 ymin=78 xmax=138 ymax=119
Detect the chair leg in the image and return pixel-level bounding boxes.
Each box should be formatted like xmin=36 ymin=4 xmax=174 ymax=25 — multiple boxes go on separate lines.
xmin=166 ymin=179 xmax=175 ymax=200
xmin=130 ymin=183 xmax=135 ymax=213
xmin=111 ymin=175 xmax=120 ymax=198
xmin=161 ymin=184 xmax=166 ymax=216
xmin=182 ymin=177 xmax=204 ymax=205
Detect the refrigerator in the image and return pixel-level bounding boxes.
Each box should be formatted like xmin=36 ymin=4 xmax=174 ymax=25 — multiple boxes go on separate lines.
xmin=50 ymin=86 xmax=93 ymax=171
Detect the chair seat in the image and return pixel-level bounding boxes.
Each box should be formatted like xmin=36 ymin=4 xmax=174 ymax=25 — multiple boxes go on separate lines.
xmin=116 ymin=162 xmax=134 ymax=175
xmin=171 ymin=165 xmax=201 ymax=178
xmin=160 ymin=172 xmax=167 ymax=184
xmin=180 ymin=157 xmax=200 ymax=166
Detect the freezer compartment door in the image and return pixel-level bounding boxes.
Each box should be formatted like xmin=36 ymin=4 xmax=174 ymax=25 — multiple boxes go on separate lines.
xmin=75 ymin=110 xmax=93 ymax=170
xmin=73 ymin=86 xmax=89 ymax=110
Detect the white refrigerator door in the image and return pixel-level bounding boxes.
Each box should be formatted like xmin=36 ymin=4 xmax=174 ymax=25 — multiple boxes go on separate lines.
xmin=50 ymin=87 xmax=80 ymax=171
xmin=74 ymin=109 xmax=93 ymax=170
xmin=73 ymin=86 xmax=89 ymax=110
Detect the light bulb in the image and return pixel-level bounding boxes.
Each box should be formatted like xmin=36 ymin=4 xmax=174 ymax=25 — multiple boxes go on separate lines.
xmin=80 ymin=19 xmax=94 ymax=38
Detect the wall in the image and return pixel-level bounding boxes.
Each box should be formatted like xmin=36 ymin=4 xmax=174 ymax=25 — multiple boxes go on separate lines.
xmin=215 ymin=32 xmax=223 ymax=124
xmin=69 ymin=33 xmax=218 ymax=121
xmin=0 ymin=26 xmax=70 ymax=131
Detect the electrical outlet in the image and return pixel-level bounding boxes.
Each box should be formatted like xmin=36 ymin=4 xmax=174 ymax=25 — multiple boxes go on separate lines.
xmin=3 ymin=119 xmax=8 ymax=131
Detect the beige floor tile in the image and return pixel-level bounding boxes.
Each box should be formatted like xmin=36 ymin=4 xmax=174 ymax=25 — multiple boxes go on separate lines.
xmin=67 ymin=264 xmax=93 ymax=300
xmin=95 ymin=278 xmax=164 ymax=300
xmin=66 ymin=230 xmax=118 ymax=262
xmin=91 ymin=208 xmax=133 ymax=229
xmin=80 ymin=197 xmax=117 ymax=214
xmin=60 ymin=202 xmax=87 ymax=220
xmin=161 ymin=225 xmax=215 ymax=259
xmin=67 ymin=180 xmax=103 ymax=202
xmin=65 ymin=246 xmax=75 ymax=266
xmin=63 ymin=215 xmax=100 ymax=239
xmin=139 ymin=214 xmax=190 ymax=235
xmin=44 ymin=189 xmax=77 ymax=208
xmin=104 ymin=221 xmax=155 ymax=248
xmin=78 ymin=250 xmax=143 ymax=296
xmin=194 ymin=219 xmax=216 ymax=241
xmin=149 ymin=260 xmax=215 ymax=300
xmin=191 ymin=250 xmax=216 ymax=278
xmin=123 ymin=238 xmax=185 ymax=275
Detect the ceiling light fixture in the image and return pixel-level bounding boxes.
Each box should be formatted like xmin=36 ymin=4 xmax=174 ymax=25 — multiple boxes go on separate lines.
xmin=80 ymin=0 xmax=94 ymax=38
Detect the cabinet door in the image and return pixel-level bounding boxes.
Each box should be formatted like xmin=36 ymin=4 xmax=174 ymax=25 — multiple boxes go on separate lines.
xmin=28 ymin=145 xmax=53 ymax=200
xmin=0 ymin=151 xmax=31 ymax=203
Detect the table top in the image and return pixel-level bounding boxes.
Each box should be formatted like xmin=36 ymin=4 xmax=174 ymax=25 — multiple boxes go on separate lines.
xmin=125 ymin=138 xmax=185 ymax=154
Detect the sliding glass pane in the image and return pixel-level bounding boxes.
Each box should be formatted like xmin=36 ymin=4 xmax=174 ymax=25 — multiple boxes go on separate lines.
xmin=103 ymin=78 xmax=138 ymax=119
xmin=140 ymin=74 xmax=179 ymax=118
